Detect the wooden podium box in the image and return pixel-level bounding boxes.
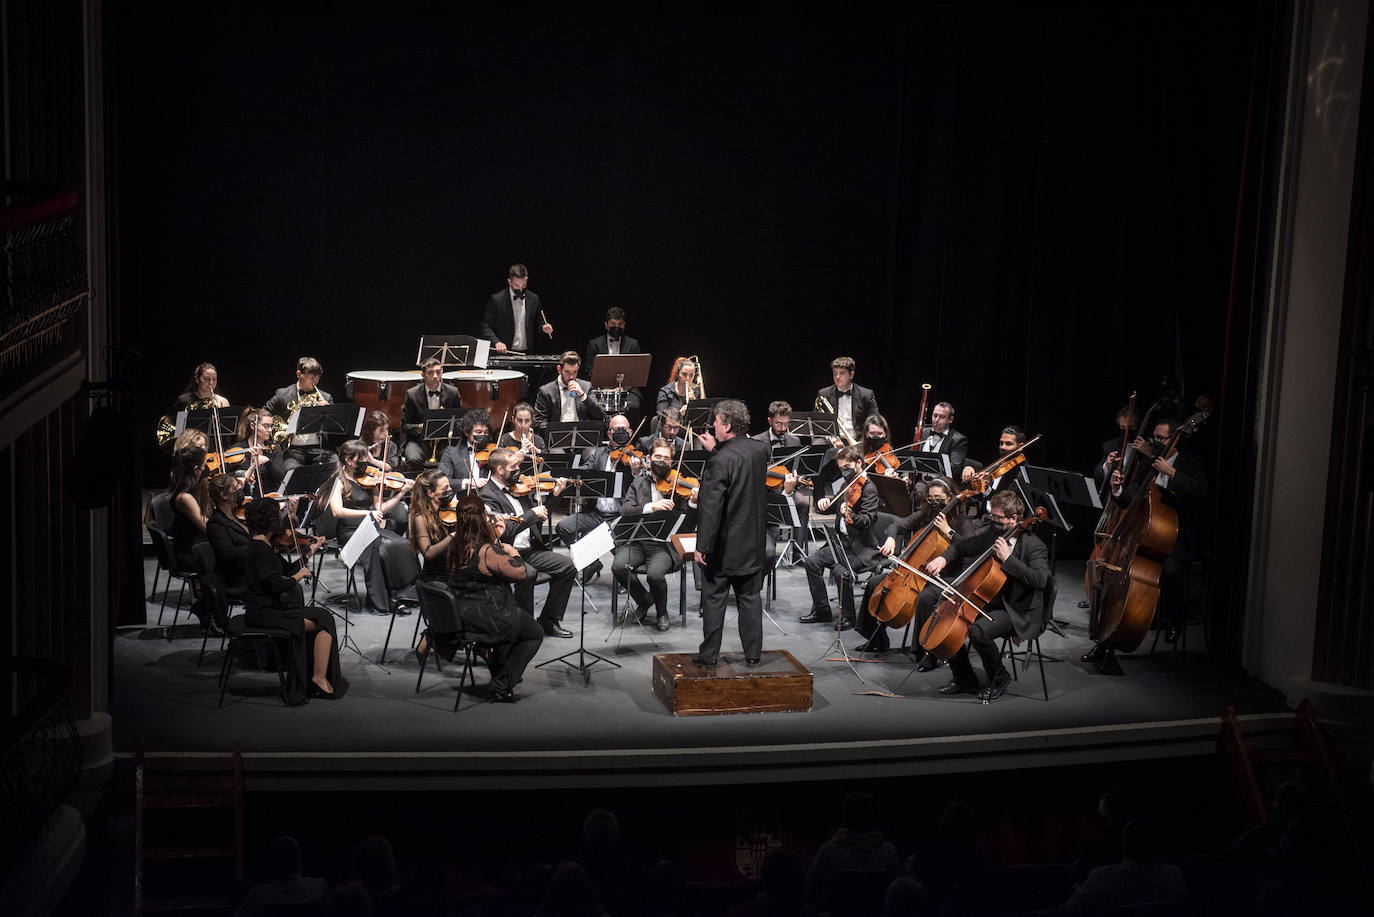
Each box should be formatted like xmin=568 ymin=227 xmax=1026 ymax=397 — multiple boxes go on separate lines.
xmin=651 ymin=650 xmax=812 ymax=716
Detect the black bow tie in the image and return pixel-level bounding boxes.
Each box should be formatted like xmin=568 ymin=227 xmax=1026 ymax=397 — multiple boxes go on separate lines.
xmin=512 ymin=290 xmax=526 ymax=301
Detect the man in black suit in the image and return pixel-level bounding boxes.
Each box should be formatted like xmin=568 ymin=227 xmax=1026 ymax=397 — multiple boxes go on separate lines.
xmin=532 ymin=351 xmax=604 ymax=436
xmin=816 ymin=356 xmax=879 ymax=446
xmin=638 ymin=406 xmax=684 ymax=455
xmin=480 ymin=447 xmax=576 ymax=638
xmin=753 ymin=400 xmax=803 ymax=448
xmin=961 ymin=425 xmax=1044 ymax=529
xmin=1093 ymin=403 xmax=1139 ymax=491
xmin=917 ymin=401 xmax=970 ymax=480
xmin=923 ymin=489 xmax=1051 ymax=703
xmin=754 ymin=400 xmax=810 ymax=556
xmin=555 ymin=413 xmax=639 ymax=580
xmin=401 ymin=357 xmax=463 ymax=465
xmin=584 ymin=307 xmax=645 ymax=422
xmin=264 ymin=356 xmax=337 ymax=472
xmin=479 ymin=263 xmax=553 ymax=354
xmin=692 ymin=399 xmax=770 ymax=667
xmin=801 ymin=446 xmax=883 ymax=629
xmin=437 ymin=409 xmax=493 ymax=491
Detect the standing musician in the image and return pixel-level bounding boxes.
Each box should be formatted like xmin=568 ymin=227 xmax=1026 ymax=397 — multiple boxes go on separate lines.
xmin=233 ymin=408 xmax=285 ymax=498
xmin=917 ymin=401 xmax=969 ymax=479
xmin=555 ymin=413 xmax=640 ymax=580
xmin=656 ymin=356 xmax=703 ymax=420
xmin=1084 ymin=416 xmax=1207 ymax=657
xmin=401 ymin=357 xmax=462 ymax=465
xmin=816 ymin=356 xmax=879 ymax=446
xmin=499 ymin=402 xmax=548 ymax=455
xmin=960 ymin=425 xmax=1044 ymax=531
xmin=325 ymin=439 xmax=415 ymax=614
xmin=437 ymin=409 xmax=494 ymax=491
xmin=480 ymin=263 xmax=552 ymax=355
xmin=585 ymin=306 xmax=645 ymax=420
xmin=533 ymin=351 xmax=603 ymax=436
xmin=921 ymin=490 xmax=1050 ymax=702
xmin=640 ymin=407 xmax=685 ymax=455
xmin=265 ymin=356 xmax=337 ymax=472
xmin=407 ymin=470 xmax=457 ymax=584
xmin=800 ymin=446 xmax=882 ymax=630
xmin=691 ymin=399 xmax=769 ymax=668
xmin=360 ymin=410 xmax=407 ymax=533
xmin=479 ymin=447 xmax=577 ymax=638
xmin=613 ymin=437 xmax=698 ymax=632
xmin=754 ymin=401 xmax=803 ymax=448
xmin=156 ymin=362 xmax=231 ymax=453
xmin=1093 ymin=403 xmax=1140 ymax=491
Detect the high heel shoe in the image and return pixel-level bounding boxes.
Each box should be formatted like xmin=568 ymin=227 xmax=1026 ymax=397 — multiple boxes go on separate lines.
xmin=307 ymin=682 xmax=337 ymax=700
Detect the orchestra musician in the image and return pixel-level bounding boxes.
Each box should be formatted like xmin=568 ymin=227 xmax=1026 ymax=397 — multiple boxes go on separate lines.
xmin=499 ymin=402 xmax=548 ymax=455
xmin=656 ymin=357 xmax=702 ymax=420
xmin=640 ymin=406 xmax=685 ymax=455
xmin=325 ymin=439 xmax=415 ymax=615
xmin=205 ymin=473 xmax=252 ymax=600
xmin=816 ymin=356 xmax=878 ymax=446
xmin=756 ymin=401 xmax=811 ymax=554
xmin=801 ymin=446 xmax=882 ymax=630
xmin=156 ymin=362 xmax=231 ymax=453
xmin=360 ymin=410 xmax=407 ymax=533
xmin=166 ymin=444 xmax=210 ymax=571
xmin=691 ymin=399 xmax=769 ymax=667
xmin=401 ymin=357 xmax=463 ymax=465
xmin=233 ymin=408 xmax=284 ymax=498
xmin=860 ymin=414 xmax=901 ymax=476
xmin=555 ymin=414 xmax=640 ymax=580
xmin=921 ymin=489 xmax=1050 ymax=702
xmin=407 ymin=470 xmax=456 ymax=584
xmin=479 ymin=447 xmax=577 ymax=638
xmin=585 ymin=306 xmax=644 ymax=420
xmin=241 ymin=498 xmax=339 ymax=704
xmin=960 ymin=425 xmax=1044 ymax=531
xmin=265 ymin=356 xmax=338 ymax=472
xmin=917 ymin=401 xmax=969 ymax=479
xmin=1093 ymin=403 xmax=1139 ymax=491
xmin=437 ymin=409 xmax=493 ymax=491
xmin=479 ymin=263 xmax=552 ymax=354
xmin=532 ymin=351 xmax=603 ymax=436
xmin=754 ymin=401 xmax=803 ymax=448
xmin=613 ymin=437 xmax=698 ymax=632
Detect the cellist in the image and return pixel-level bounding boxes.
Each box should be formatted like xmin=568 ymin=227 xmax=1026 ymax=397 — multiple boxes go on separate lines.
xmin=921 ymin=490 xmax=1050 ymax=702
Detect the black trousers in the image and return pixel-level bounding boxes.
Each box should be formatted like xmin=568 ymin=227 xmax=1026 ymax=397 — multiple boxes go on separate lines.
xmin=515 ymin=545 xmax=575 ymax=623
xmin=282 ymin=446 xmax=338 ymax=473
xmin=613 ymin=541 xmax=680 ymax=619
xmin=948 ymin=605 xmax=1015 ymax=687
xmin=698 ymin=568 xmax=764 ymax=662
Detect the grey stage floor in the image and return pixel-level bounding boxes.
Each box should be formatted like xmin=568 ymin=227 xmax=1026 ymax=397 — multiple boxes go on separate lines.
xmin=112 ymin=538 xmax=1289 ymax=786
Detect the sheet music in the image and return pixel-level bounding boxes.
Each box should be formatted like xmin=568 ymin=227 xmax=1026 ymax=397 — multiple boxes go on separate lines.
xmin=339 ymin=514 xmax=380 ymax=569
xmin=571 ymin=521 xmax=615 ymax=572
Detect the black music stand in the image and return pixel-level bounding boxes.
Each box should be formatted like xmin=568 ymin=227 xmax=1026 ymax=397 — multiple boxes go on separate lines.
xmin=788 ymin=445 xmax=835 ymax=480
xmin=606 ymin=511 xmax=686 ymax=645
xmin=1014 ymin=476 xmax=1073 ymax=639
xmin=537 ymin=522 xmax=620 ymax=686
xmin=417 ymin=333 xmax=489 ymax=369
xmin=589 ymin=353 xmax=652 ymax=394
xmin=788 ymin=411 xmax=841 ymax=443
xmin=1027 ymin=465 xmax=1101 ymax=510
xmin=546 ymin=421 xmax=603 ymax=456
xmin=178 ymin=405 xmax=248 ymax=442
xmin=905 ymin=452 xmax=953 ymax=480
xmin=870 ymin=474 xmax=912 ymax=518
xmin=421 ymin=410 xmax=465 ymax=464
xmin=290 ymin=403 xmax=364 ymax=444
xmin=674 ymin=449 xmax=712 ymax=481
xmin=679 ymin=399 xmax=722 ymax=440
xmin=559 ymin=468 xmax=619 ymax=516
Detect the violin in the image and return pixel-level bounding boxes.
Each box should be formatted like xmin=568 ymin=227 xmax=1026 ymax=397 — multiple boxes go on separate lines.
xmin=205 ymin=447 xmax=253 ymax=474
xmin=608 ymin=444 xmax=643 ymax=468
xmin=841 ymin=472 xmax=867 ymax=524
xmin=510 ymin=471 xmax=567 ymax=498
xmin=235 ymin=491 xmax=286 ymax=521
xmin=654 ymin=469 xmax=699 ymax=500
xmin=865 ymin=442 xmax=900 ymax=475
xmin=965 ymin=434 xmax=1043 ymax=493
xmin=356 ymin=467 xmax=410 ymax=491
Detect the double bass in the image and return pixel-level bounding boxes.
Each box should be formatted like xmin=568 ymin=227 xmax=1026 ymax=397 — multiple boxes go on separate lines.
xmin=1087 ymin=403 xmax=1210 ymax=653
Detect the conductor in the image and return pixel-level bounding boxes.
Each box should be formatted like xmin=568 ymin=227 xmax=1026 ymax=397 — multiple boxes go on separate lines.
xmin=692 ymin=399 xmax=769 ymax=668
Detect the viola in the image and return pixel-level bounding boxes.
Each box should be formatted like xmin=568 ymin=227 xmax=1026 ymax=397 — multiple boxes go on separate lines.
xmin=841 ymin=472 xmax=867 ymax=524
xmin=865 ymin=443 xmax=900 ymax=475
xmin=654 ymin=469 xmax=699 ymax=500
xmin=356 ymin=467 xmax=410 ymax=491
xmin=965 ymin=434 xmax=1043 ymax=493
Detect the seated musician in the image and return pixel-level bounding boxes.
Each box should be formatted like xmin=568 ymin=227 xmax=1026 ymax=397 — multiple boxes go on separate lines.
xmin=233 ymin=407 xmax=285 ymax=497
xmin=532 ymin=350 xmax=603 ymax=436
xmin=917 ymin=401 xmax=969 ymax=479
xmin=656 ymin=356 xmax=702 ymax=420
xmin=959 ymin=425 xmax=1043 ymax=534
xmin=479 ymin=263 xmax=552 ymax=355
xmin=265 ymin=356 xmax=338 ymax=472
xmin=407 ymin=470 xmax=456 ymax=583
xmin=325 ymin=439 xmax=414 ymax=615
xmin=499 ymin=402 xmax=547 ymax=455
xmin=921 ymin=490 xmax=1049 ymax=702
xmin=855 ymin=476 xmax=963 ymax=656
xmin=361 ymin=409 xmax=406 ymax=532
xmin=166 ymin=444 xmax=209 ymax=567
xmin=612 ymin=438 xmax=698 ymax=632
xmin=1085 ymin=416 xmax=1206 ymax=658
xmin=436 ymin=409 xmax=493 ymax=492
xmin=156 ymin=362 xmax=231 ymax=453
xmin=1093 ymin=403 xmax=1139 ymax=491
xmin=816 ymin=356 xmax=878 ymax=447
xmin=756 ymin=402 xmax=812 ymax=557
xmin=860 ymin=414 xmax=901 ymax=477
xmin=205 ymin=474 xmax=252 ymax=600
xmin=401 ymin=357 xmax=463 ymax=465
xmin=585 ymin=306 xmax=644 ymax=421
xmin=801 ymin=446 xmax=882 ymax=630
xmin=754 ymin=400 xmax=802 ymax=448
xmin=640 ymin=406 xmax=685 ymax=455
xmin=555 ymin=413 xmax=639 ymax=580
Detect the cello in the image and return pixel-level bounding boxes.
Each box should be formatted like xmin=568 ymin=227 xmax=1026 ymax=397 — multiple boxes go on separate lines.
xmin=1087 ymin=404 xmax=1210 ymax=653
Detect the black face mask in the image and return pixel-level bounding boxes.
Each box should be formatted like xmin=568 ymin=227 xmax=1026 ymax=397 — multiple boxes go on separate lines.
xmin=607 ymin=327 xmax=624 ymax=341
xmin=864 ymin=436 xmax=885 ymax=451
xmin=651 ymin=461 xmax=671 ymax=478
xmin=610 ymin=429 xmax=631 ymax=445
xmin=472 ymin=435 xmax=488 ymax=450
xmin=841 ymin=466 xmax=858 ymax=482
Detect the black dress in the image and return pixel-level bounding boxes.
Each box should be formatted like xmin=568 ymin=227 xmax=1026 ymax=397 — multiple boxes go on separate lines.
xmin=448 ymin=544 xmax=543 ymax=695
xmin=243 ymin=539 xmax=341 ymax=705
xmin=168 ymin=497 xmax=205 ymax=569
xmin=334 ymin=478 xmax=406 ymax=612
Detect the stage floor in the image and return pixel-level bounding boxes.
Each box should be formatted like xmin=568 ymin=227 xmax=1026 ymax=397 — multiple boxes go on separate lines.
xmin=113 ymin=547 xmax=1289 ymax=789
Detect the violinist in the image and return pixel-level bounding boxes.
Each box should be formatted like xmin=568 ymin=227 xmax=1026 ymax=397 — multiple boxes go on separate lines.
xmin=480 ymin=447 xmax=577 ymax=638
xmin=205 ymin=474 xmax=252 ymax=599
xmin=232 ymin=408 xmax=284 ymax=497
xmin=265 ymin=356 xmax=337 ymax=472
xmin=856 ymin=476 xmax=964 ymax=655
xmin=922 ymin=490 xmax=1049 ymax=702
xmin=752 ymin=401 xmax=803 ymax=448
xmin=401 ymin=357 xmax=463 ymax=465
xmin=156 ymin=362 xmax=231 ymax=453
xmin=755 ymin=401 xmax=811 ymax=554
xmin=656 ymin=356 xmax=702 ymax=419
xmin=326 ymin=439 xmax=414 ymax=615
xmin=816 ymin=356 xmax=879 ymax=447
xmin=360 ymin=410 xmax=408 ymax=533
xmin=861 ymin=414 xmax=901 ymax=477
xmin=960 ymin=425 xmax=1044 ymax=531
xmin=532 ymin=351 xmax=602 ymax=435
xmin=917 ymin=401 xmax=969 ymax=479
xmin=640 ymin=406 xmax=685 ymax=455
xmin=437 ymin=409 xmax=493 ymax=491
xmin=555 ymin=413 xmax=639 ymax=578
xmin=407 ymin=470 xmax=457 ymax=584
xmin=612 ymin=438 xmax=699 ymax=632
xmin=801 ymin=446 xmax=882 ymax=630
xmin=498 ymin=402 xmax=547 ymax=455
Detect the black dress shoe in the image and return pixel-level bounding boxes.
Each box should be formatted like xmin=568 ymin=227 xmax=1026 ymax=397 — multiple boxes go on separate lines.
xmin=838 ymin=618 xmax=856 ymax=631
xmin=540 ymin=620 xmax=573 ymax=638
xmin=937 ymin=679 xmax=979 ymax=696
xmin=488 ymin=686 xmax=517 ymax=703
xmin=745 ymin=657 xmax=761 ymax=668
xmin=800 ymin=611 xmax=834 ymax=624
xmin=655 ymin=617 xmax=671 ymax=632
xmin=978 ymin=671 xmax=1012 ymax=704
xmin=1164 ymin=626 xmax=1179 ymax=644
xmin=854 ymin=640 xmax=890 ymax=653
xmin=1081 ymin=643 xmax=1108 ymax=664
xmin=690 ymin=653 xmax=717 ymax=667
xmin=915 ymin=652 xmax=943 ymax=673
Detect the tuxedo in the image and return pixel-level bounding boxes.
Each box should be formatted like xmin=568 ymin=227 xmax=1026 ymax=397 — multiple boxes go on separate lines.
xmin=815 ymin=383 xmax=879 ymax=440
xmin=803 ymin=477 xmax=883 ymax=621
xmin=916 ymin=427 xmax=970 ymax=479
xmin=694 ymin=435 xmax=770 ymax=662
xmin=532 ymin=377 xmax=604 ymax=434
xmin=263 ymin=383 xmax=336 ymax=471
xmin=478 ymin=478 xmax=575 ymax=624
xmin=480 ymin=287 xmax=544 ymax=352
xmin=401 ymin=381 xmax=462 ymax=454
xmin=613 ymin=472 xmax=693 ymax=622
xmin=437 ymin=440 xmax=483 ymax=490
xmin=584 ymin=332 xmax=643 ymax=362
xmin=753 ymin=430 xmax=803 ymax=449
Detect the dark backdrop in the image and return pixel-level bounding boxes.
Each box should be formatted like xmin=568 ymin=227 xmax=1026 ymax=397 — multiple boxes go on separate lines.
xmin=112 ymin=0 xmax=1280 ymax=542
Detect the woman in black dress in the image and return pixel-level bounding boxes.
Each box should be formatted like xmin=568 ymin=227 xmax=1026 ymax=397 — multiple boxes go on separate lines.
xmin=407 ymin=470 xmax=456 ymax=583
xmin=325 ymin=439 xmax=413 ymax=613
xmin=205 ymin=474 xmax=252 ymax=598
xmin=361 ymin=410 xmax=407 ymax=532
xmin=166 ymin=444 xmax=209 ymax=570
xmin=241 ymin=498 xmax=339 ymax=703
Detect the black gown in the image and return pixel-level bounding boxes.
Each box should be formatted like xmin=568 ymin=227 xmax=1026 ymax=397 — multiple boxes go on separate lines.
xmin=448 ymin=544 xmax=543 ymax=695
xmin=334 ymin=478 xmax=406 ymax=613
xmin=243 ymin=539 xmax=341 ymax=705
